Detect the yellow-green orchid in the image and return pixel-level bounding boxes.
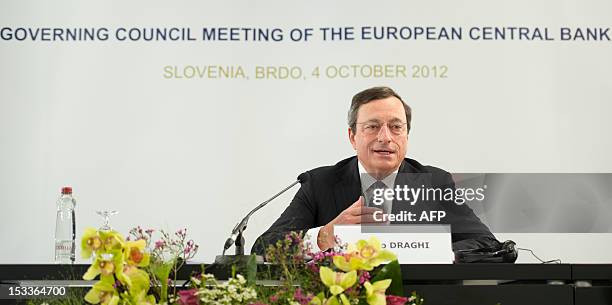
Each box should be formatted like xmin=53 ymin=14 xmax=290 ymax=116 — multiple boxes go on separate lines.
xmin=364 ymin=279 xmax=392 ymax=305
xmin=332 ymin=255 xmax=370 ymax=272
xmin=339 ymin=293 xmax=351 ymax=305
xmin=83 ymin=253 xmax=124 ymax=281
xmin=84 ymin=277 xmax=120 ymax=305
xmin=319 ymin=266 xmax=357 ymax=296
xmin=310 ymin=293 xmax=351 ymax=305
xmin=99 ymin=230 xmax=125 ymax=252
xmin=309 ymin=293 xmax=323 ymax=305
xmin=121 ymin=265 xmax=151 ymax=295
xmin=81 ymin=227 xmax=103 ymax=259
xmin=334 ymin=237 xmax=396 ymax=271
xmin=124 ymin=239 xmax=150 ymax=267
xmin=131 ymin=290 xmax=157 ymax=305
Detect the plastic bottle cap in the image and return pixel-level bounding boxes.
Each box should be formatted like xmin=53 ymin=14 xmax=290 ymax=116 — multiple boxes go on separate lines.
xmin=61 ymin=187 xmax=73 ymax=194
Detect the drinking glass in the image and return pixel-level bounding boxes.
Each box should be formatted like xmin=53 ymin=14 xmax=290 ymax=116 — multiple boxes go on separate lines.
xmin=96 ymin=210 xmax=118 ymax=231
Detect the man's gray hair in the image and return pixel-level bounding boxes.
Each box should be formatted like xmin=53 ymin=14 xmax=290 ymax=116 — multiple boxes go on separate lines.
xmin=348 ymin=86 xmax=411 ymax=134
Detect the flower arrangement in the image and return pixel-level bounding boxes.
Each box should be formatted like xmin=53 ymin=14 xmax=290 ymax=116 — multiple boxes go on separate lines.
xmin=79 ymin=228 xmax=423 ymax=305
xmin=127 ymin=227 xmax=198 ymax=303
xmin=81 ymin=226 xmax=198 ymax=305
xmin=81 ymin=227 xmax=156 ymax=305
xmin=250 ymin=232 xmax=423 ymax=305
xmin=176 ymin=274 xmax=257 ymax=305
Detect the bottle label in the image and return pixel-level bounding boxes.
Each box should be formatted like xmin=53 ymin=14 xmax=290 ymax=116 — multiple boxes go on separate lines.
xmin=54 ymin=240 xmax=74 ymax=263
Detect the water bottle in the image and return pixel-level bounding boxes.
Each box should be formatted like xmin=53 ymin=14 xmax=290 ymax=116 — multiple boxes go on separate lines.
xmin=54 ymin=186 xmax=76 ymax=264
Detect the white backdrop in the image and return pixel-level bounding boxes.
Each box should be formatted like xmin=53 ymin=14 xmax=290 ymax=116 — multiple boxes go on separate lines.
xmin=1 ymin=0 xmax=611 ymax=263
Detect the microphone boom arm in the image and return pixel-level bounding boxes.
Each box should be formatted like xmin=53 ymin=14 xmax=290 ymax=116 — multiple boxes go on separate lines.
xmin=222 ymin=179 xmax=303 ymax=256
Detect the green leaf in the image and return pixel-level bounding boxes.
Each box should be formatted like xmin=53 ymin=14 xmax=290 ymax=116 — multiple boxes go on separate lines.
xmin=370 ymin=260 xmax=403 ymax=297
xmin=246 ymin=254 xmax=257 ymax=286
xmin=151 ymin=261 xmax=173 ymax=282
xmin=150 ymin=261 xmax=173 ymax=302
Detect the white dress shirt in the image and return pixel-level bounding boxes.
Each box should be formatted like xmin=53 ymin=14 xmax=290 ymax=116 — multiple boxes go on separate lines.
xmin=304 ymin=161 xmax=398 ymax=251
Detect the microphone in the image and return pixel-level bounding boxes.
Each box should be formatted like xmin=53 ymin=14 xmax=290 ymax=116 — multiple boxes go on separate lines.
xmin=221 ymin=173 xmax=309 ymax=256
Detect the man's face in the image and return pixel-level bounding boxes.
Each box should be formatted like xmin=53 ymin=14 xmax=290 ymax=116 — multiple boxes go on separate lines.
xmin=349 ymin=96 xmax=408 ymax=179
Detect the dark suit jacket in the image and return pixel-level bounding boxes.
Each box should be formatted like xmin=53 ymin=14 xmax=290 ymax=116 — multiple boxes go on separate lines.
xmin=252 ymin=156 xmax=498 ymax=255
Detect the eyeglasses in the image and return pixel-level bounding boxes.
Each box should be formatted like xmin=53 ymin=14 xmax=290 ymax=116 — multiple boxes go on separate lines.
xmin=356 ymin=120 xmax=408 ymax=136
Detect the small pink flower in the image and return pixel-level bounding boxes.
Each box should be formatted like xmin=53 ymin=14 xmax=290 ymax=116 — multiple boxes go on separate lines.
xmin=359 ymin=271 xmax=371 ymax=285
xmin=306 ymin=262 xmax=319 ymax=274
xmin=145 ymin=228 xmax=154 ymax=235
xmin=178 ymin=288 xmax=199 ymax=305
xmin=386 ymin=295 xmax=409 ymax=305
xmin=155 ymin=240 xmax=165 ymax=249
xmin=269 ymin=294 xmax=279 ymax=303
xmin=176 ymin=228 xmax=187 ymax=237
xmin=293 ymin=288 xmax=313 ymax=305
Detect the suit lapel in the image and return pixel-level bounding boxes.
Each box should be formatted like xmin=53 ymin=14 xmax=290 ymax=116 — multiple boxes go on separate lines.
xmin=332 ymin=158 xmax=428 ymax=215
xmin=333 ymin=157 xmax=362 ymax=214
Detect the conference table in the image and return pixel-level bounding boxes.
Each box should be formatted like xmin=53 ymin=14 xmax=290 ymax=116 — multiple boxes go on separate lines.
xmin=0 ymin=263 xmax=610 ymax=305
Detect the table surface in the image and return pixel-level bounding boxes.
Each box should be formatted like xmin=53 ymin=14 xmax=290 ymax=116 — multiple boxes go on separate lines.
xmin=0 ymin=264 xmax=610 ymax=305
xmin=1 ymin=263 xmax=610 ymax=281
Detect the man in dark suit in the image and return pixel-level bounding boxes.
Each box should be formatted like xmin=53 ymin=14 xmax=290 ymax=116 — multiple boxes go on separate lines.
xmin=252 ymin=86 xmax=498 ymax=255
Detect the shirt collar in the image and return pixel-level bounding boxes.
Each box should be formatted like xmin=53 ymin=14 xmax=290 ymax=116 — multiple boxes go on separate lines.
xmin=357 ymin=160 xmax=399 ymax=191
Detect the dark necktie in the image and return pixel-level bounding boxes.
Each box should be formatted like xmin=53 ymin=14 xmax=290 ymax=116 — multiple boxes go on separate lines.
xmin=365 ymin=180 xmax=392 ymax=214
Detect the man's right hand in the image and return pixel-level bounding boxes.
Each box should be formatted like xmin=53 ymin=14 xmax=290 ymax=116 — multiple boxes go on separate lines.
xmin=317 ymin=196 xmax=382 ymax=250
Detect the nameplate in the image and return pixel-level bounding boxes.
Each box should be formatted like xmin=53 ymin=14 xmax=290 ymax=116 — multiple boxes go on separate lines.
xmin=333 ymin=224 xmax=454 ymax=264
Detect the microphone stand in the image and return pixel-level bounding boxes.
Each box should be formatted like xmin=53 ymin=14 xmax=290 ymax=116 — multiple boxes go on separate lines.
xmin=214 ymin=177 xmax=304 ymax=265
